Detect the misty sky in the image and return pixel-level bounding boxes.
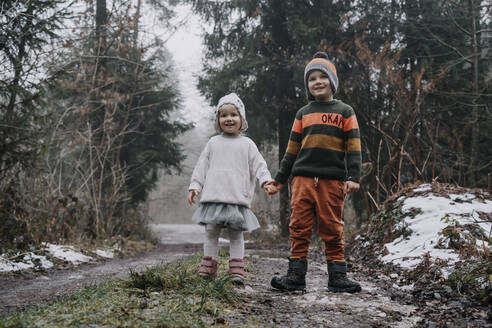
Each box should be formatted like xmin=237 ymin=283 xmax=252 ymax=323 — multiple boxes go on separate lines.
xmin=142 ymin=4 xmax=214 ymax=125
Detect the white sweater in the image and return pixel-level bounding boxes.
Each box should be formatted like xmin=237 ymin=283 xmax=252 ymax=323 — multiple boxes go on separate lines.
xmin=189 ymin=134 xmax=272 ymax=208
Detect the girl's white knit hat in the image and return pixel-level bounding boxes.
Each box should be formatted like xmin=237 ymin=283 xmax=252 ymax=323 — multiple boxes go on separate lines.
xmin=215 ymin=93 xmax=248 ymax=132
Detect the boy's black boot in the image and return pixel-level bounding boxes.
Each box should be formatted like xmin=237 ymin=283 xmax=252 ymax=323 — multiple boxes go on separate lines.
xmin=327 ymin=261 xmax=361 ymax=293
xmin=270 ymin=257 xmax=307 ymax=291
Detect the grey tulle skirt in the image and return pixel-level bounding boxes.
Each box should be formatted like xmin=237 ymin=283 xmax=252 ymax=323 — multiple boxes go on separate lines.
xmin=192 ymin=202 xmax=260 ymax=232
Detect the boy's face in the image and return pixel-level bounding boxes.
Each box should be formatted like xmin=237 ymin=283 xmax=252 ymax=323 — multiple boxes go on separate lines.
xmin=308 ymin=70 xmax=333 ymax=102
xmin=218 ymin=104 xmax=242 ymax=135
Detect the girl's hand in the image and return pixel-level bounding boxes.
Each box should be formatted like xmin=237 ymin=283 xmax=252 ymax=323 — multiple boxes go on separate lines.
xmin=263 ymin=183 xmax=276 ymax=195
xmin=187 ymin=190 xmax=199 ymax=205
xmin=344 ymin=181 xmax=360 ymax=194
xmin=264 ymin=180 xmax=282 ymax=195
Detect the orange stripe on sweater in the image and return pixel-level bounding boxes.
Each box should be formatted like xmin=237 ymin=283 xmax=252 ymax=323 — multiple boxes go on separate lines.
xmin=292 ymin=119 xmax=303 ymax=134
xmin=343 ymin=115 xmax=359 ymax=132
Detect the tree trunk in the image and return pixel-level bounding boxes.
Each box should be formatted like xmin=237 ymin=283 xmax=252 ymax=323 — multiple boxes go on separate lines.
xmin=467 ymin=0 xmax=480 ymax=187
xmin=95 ymin=0 xmax=107 ymax=43
xmin=90 ymin=0 xmax=107 ymax=238
xmin=278 ymin=105 xmax=291 ymax=238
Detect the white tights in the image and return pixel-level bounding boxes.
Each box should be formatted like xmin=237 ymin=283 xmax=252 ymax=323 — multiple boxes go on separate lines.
xmin=203 ymin=225 xmax=244 ymax=259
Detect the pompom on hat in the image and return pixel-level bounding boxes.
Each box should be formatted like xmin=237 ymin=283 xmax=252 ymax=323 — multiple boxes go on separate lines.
xmin=304 ymin=52 xmax=338 ymax=100
xmin=215 ymin=93 xmax=248 ymax=133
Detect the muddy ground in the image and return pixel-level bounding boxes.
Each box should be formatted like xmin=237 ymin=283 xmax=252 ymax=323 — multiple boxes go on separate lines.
xmin=1 ymin=229 xmax=490 ymax=327
xmin=228 ymin=248 xmax=422 ymax=328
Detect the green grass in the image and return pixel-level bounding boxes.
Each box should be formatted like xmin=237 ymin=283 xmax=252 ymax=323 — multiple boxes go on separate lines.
xmin=0 ymin=253 xmax=239 ymax=327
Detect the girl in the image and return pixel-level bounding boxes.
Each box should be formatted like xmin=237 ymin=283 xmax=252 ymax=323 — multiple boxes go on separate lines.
xmin=187 ymin=93 xmax=274 ymax=285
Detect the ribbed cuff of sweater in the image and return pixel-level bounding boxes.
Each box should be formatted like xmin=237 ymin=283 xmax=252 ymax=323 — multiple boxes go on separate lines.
xmin=274 ymin=173 xmax=289 ymax=185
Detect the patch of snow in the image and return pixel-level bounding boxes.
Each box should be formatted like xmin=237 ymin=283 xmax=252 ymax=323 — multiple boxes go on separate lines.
xmin=393 ymin=283 xmax=414 ymax=291
xmin=0 ymin=253 xmax=53 ymax=272
xmin=95 ymin=249 xmax=114 ymax=258
xmin=413 ymin=184 xmax=431 ymax=192
xmin=381 ymin=192 xmax=492 ymax=269
xmin=449 ymin=193 xmax=475 ymax=201
xmin=0 ymin=260 xmax=32 ymax=272
xmin=33 ymin=254 xmax=54 ymax=269
xmin=0 ymin=243 xmax=97 ymax=273
xmin=44 ymin=243 xmax=93 ymax=264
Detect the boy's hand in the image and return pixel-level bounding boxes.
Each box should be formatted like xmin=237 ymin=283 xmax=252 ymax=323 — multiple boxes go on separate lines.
xmin=344 ymin=181 xmax=360 ymax=194
xmin=264 ymin=180 xmax=282 ymax=195
xmin=187 ymin=190 xmax=199 ymax=205
xmin=263 ymin=182 xmax=276 ymax=195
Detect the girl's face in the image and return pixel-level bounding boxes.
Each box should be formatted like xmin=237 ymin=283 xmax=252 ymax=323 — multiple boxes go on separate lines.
xmin=308 ymin=70 xmax=333 ymax=102
xmin=218 ymin=104 xmax=242 ymax=135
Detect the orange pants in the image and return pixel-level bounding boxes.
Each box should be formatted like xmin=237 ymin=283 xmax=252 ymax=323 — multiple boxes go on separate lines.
xmin=289 ymin=176 xmax=346 ymax=261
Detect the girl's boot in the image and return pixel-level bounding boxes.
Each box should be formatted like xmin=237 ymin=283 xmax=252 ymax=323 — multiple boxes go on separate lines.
xmin=199 ymin=256 xmax=218 ymax=278
xmin=270 ymin=257 xmax=307 ymax=291
xmin=327 ymin=261 xmax=361 ymax=293
xmin=228 ymin=258 xmax=245 ymax=285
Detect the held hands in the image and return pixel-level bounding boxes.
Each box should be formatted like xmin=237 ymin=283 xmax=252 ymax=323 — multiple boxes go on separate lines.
xmin=187 ymin=189 xmax=199 ymax=205
xmin=263 ymin=179 xmax=358 ymax=195
xmin=344 ymin=181 xmax=360 ymax=194
xmin=263 ymin=180 xmax=283 ymax=195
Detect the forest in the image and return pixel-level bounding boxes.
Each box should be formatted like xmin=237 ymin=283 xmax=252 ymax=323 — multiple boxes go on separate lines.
xmin=2 ymin=0 xmax=490 ymax=248
xmin=1 ymin=0 xmax=491 ymax=326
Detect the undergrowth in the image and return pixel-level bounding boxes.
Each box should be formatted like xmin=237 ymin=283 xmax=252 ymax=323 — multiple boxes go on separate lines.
xmin=0 ymin=253 xmax=238 ymax=327
xmin=445 ymin=259 xmax=492 ymax=306
xmin=347 ymin=201 xmax=411 ymax=259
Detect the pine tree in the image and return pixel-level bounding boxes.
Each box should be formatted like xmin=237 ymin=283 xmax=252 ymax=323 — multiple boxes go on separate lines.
xmin=49 ymin=0 xmax=190 ymax=236
xmin=0 ymin=0 xmax=72 ymax=249
xmin=0 ymin=0 xmax=71 ymax=180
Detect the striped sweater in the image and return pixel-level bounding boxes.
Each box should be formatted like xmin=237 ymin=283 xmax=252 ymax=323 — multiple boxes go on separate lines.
xmin=275 ymin=100 xmax=361 ymax=184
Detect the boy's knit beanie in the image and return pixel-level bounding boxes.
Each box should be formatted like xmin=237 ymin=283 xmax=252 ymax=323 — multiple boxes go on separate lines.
xmin=304 ymin=52 xmax=338 ymax=100
xmin=215 ymin=92 xmax=248 ymax=133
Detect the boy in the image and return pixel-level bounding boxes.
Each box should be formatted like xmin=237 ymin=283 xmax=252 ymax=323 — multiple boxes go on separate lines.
xmin=269 ymin=52 xmax=361 ymax=293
